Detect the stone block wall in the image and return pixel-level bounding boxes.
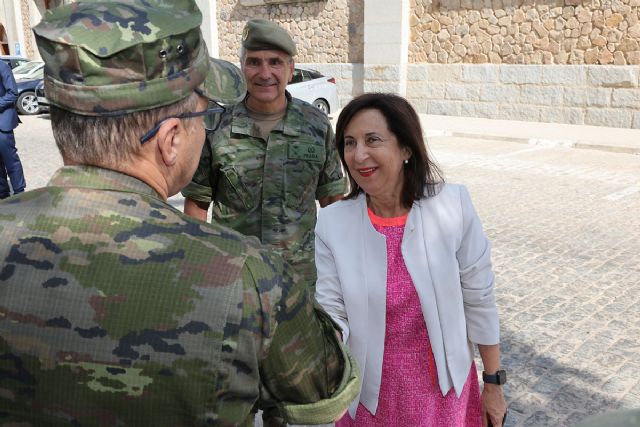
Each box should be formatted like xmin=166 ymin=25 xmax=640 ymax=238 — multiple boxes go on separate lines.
xmin=217 ymin=0 xmax=363 ymax=63
xmin=410 ymin=0 xmax=640 ymax=65
xmin=217 ymin=1 xmax=640 ymax=128
xmin=303 ymin=63 xmax=640 ymax=129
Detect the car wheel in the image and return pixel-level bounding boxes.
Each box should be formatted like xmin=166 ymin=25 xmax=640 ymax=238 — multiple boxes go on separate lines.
xmin=17 ymin=91 xmax=40 ymax=115
xmin=313 ymin=99 xmax=330 ymax=114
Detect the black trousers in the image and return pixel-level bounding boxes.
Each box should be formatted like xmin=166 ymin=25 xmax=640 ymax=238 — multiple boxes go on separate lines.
xmin=0 ymin=129 xmax=25 ymax=198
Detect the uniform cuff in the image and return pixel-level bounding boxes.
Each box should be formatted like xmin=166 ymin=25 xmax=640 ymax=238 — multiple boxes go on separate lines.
xmin=181 ymin=181 xmax=213 ymax=203
xmin=277 ymin=306 xmax=360 ymax=424
xmin=277 ymin=342 xmax=360 ymax=424
xmin=316 ymin=179 xmax=347 ymax=201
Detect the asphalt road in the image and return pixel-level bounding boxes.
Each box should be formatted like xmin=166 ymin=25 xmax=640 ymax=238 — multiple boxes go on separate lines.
xmin=12 ymin=113 xmax=640 ymax=426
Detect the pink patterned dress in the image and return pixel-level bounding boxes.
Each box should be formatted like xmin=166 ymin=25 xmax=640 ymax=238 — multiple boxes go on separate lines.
xmin=336 ymin=209 xmax=482 ymax=427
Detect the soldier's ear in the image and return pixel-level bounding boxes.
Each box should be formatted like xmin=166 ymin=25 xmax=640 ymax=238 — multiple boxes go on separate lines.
xmin=156 ymin=118 xmax=180 ymax=167
xmin=288 ymin=59 xmax=295 ymax=83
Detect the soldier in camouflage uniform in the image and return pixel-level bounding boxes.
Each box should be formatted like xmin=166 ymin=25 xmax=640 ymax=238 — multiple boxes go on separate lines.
xmin=182 ymin=19 xmax=346 ymax=287
xmin=0 ymin=1 xmax=359 ymax=426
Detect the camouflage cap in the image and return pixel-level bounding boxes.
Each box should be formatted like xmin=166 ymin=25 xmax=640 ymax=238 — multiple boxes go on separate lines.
xmin=33 ymin=0 xmax=246 ymax=116
xmin=242 ymin=19 xmax=297 ymax=57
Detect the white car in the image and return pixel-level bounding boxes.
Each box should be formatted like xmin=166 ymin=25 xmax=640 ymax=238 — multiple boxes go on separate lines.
xmin=12 ymin=61 xmax=44 ymax=81
xmin=288 ymin=66 xmax=338 ymax=115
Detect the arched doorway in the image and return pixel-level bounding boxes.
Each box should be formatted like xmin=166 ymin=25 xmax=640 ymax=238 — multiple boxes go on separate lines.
xmin=0 ymin=25 xmax=8 ymax=55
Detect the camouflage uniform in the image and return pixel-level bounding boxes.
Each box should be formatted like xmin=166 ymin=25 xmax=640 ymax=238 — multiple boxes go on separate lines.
xmin=0 ymin=167 xmax=359 ymax=426
xmin=182 ymin=94 xmax=346 ymax=286
xmin=0 ymin=1 xmax=359 ymax=425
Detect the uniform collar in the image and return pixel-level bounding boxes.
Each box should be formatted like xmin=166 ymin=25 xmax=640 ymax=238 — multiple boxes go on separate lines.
xmin=48 ymin=166 xmax=162 ymax=200
xmin=231 ymin=91 xmax=301 ymax=138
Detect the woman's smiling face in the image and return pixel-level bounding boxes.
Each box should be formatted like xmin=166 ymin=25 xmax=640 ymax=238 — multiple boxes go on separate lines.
xmin=343 ymin=108 xmax=411 ymax=201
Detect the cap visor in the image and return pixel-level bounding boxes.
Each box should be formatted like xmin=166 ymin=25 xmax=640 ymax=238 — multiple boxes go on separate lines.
xmin=198 ymin=58 xmax=246 ymax=105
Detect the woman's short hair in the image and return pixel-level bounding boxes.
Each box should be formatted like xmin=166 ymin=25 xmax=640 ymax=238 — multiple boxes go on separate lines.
xmin=50 ymin=93 xmax=199 ymax=169
xmin=335 ymin=93 xmax=444 ymax=208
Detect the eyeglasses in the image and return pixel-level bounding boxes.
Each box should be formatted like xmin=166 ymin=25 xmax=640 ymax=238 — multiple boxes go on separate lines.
xmin=139 ymin=104 xmax=226 ymax=144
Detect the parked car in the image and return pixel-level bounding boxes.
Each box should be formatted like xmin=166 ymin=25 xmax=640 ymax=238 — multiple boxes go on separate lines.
xmin=287 ymin=66 xmax=338 ymax=115
xmin=0 ymin=55 xmax=29 ymax=69
xmin=12 ymin=60 xmax=44 ymax=80
xmin=35 ymin=80 xmax=48 ymax=111
xmin=16 ymin=76 xmax=43 ymax=115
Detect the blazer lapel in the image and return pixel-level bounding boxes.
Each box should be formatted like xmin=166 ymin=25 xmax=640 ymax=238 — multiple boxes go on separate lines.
xmin=402 ymin=202 xmax=455 ymax=395
xmin=358 ymin=195 xmax=388 ymax=416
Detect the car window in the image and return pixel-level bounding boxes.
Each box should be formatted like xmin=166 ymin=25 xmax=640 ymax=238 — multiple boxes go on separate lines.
xmin=13 ymin=61 xmax=42 ymax=74
xmin=290 ymin=68 xmax=304 ymax=84
xmin=1 ymin=58 xmax=27 ymax=69
xmin=301 ymin=70 xmax=312 ymax=82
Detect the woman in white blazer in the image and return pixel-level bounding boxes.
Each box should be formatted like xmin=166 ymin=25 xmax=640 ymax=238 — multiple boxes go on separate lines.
xmin=315 ymin=94 xmax=507 ymax=427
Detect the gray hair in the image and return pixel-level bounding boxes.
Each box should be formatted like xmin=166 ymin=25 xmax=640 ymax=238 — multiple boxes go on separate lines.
xmin=50 ymin=93 xmax=200 ymax=168
xmin=239 ymin=46 xmax=294 ymax=65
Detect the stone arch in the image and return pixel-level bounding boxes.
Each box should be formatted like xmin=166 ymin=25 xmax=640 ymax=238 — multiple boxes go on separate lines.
xmin=0 ymin=25 xmax=8 ymax=55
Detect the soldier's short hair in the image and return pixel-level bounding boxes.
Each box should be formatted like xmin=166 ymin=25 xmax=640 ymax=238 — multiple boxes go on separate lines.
xmin=239 ymin=46 xmax=294 ymax=65
xmin=50 ymin=93 xmax=199 ymax=168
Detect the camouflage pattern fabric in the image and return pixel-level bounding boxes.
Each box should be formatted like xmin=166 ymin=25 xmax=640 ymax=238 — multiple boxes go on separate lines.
xmin=0 ymin=166 xmax=360 ymax=426
xmin=33 ymin=0 xmax=245 ymax=115
xmin=182 ymin=94 xmax=347 ymax=287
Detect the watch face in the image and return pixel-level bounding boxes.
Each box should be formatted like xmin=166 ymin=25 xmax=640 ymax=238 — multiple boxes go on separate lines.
xmin=484 ymin=370 xmax=507 ymax=385
xmin=496 ymin=370 xmax=507 ymax=385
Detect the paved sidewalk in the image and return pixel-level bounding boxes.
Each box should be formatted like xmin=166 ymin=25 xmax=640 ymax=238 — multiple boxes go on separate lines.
xmin=330 ymin=111 xmax=640 ymax=154
xmin=12 ymin=113 xmax=640 ymax=427
xmin=419 ymin=114 xmax=640 ymax=155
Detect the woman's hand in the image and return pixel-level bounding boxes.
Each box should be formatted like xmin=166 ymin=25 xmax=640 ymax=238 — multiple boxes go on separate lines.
xmin=482 ymin=383 xmax=507 ymax=427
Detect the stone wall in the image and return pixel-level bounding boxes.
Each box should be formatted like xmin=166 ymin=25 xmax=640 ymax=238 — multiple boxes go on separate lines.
xmin=409 ymin=0 xmax=640 ymax=65
xmin=217 ymin=0 xmax=363 ymax=63
xmin=21 ymin=0 xmax=36 ymax=59
xmin=220 ymin=1 xmax=640 ymax=129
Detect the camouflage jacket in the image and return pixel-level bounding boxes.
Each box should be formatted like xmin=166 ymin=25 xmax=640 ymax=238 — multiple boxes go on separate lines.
xmin=182 ymin=94 xmax=347 ymax=287
xmin=0 ymin=166 xmax=359 ymax=426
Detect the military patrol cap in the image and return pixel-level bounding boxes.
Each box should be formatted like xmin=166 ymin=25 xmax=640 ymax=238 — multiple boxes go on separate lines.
xmin=33 ymin=0 xmax=246 ymax=116
xmin=242 ymin=19 xmax=297 ymax=56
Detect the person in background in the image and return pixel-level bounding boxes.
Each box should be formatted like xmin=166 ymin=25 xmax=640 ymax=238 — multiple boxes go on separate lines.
xmin=0 ymin=57 xmax=25 ymax=198
xmin=183 ymin=19 xmax=345 ymax=289
xmin=0 ymin=1 xmax=359 ymax=425
xmin=315 ymin=93 xmax=507 ymax=427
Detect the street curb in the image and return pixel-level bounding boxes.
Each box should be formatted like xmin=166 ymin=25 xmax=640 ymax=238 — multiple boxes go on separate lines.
xmin=334 ymin=111 xmax=640 ymax=155
xmin=424 ymin=129 xmax=640 ymax=155
xmin=436 ymin=130 xmax=640 ymax=155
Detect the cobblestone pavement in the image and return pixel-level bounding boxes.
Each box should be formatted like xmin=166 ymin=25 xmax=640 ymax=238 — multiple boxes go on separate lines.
xmin=427 ymin=136 xmax=640 ymax=427
xmin=13 ymin=114 xmax=640 ymax=426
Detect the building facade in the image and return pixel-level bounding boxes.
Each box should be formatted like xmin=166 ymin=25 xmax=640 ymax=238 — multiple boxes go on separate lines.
xmin=5 ymin=0 xmax=640 ymax=128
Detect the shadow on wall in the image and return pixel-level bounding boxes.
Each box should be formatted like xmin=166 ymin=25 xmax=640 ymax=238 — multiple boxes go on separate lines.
xmin=348 ymin=0 xmax=364 ymax=97
xmin=431 ymin=0 xmax=592 ymax=11
xmin=347 ymin=0 xmax=364 ymax=64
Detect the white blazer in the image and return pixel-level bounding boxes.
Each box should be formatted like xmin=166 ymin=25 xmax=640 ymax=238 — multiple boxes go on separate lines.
xmin=315 ymin=183 xmax=500 ymax=418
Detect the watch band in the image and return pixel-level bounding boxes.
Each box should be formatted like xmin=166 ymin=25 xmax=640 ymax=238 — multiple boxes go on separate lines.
xmin=483 ymin=369 xmax=507 ymax=385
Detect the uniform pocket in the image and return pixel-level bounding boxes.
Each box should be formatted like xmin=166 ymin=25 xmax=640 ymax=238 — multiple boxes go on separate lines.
xmin=217 ymin=165 xmax=255 ymax=211
xmin=284 ymin=142 xmax=325 ymax=209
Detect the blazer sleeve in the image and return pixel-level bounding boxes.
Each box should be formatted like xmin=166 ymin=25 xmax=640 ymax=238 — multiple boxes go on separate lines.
xmin=0 ymin=64 xmax=18 ymax=111
xmin=314 ymin=212 xmax=350 ymax=342
xmin=456 ymin=186 xmax=500 ymax=345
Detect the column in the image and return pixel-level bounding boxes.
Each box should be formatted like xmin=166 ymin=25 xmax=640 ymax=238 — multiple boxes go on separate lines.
xmin=363 ymin=0 xmax=410 ymax=96
xmin=196 ymin=0 xmax=219 ymax=57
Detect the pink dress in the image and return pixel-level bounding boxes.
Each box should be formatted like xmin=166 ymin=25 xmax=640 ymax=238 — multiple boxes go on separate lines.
xmin=336 ymin=209 xmax=482 ymax=427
